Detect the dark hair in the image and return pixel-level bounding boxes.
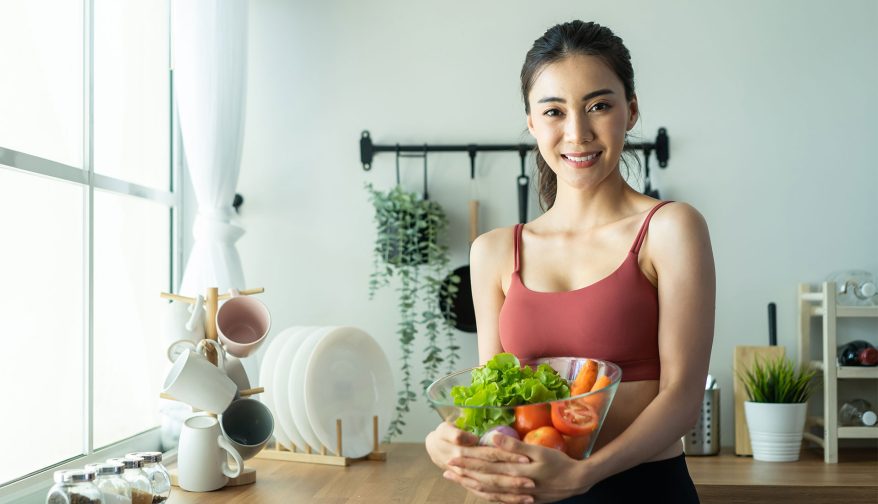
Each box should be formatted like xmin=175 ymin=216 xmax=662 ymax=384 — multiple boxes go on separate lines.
xmin=521 ymin=20 xmax=639 ymax=211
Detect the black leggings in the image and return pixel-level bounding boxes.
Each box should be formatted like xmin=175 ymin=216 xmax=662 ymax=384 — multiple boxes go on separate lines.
xmin=553 ymin=453 xmax=700 ymax=503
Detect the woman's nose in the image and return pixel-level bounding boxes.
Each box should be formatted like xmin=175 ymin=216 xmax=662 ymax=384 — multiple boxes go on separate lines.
xmin=564 ymin=112 xmax=594 ymax=144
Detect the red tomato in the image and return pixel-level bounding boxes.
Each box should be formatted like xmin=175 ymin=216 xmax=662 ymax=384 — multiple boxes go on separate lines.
xmin=523 ymin=426 xmax=566 ymax=451
xmin=513 ymin=404 xmax=552 ymax=438
xmin=551 ymin=400 xmax=599 ymax=436
xmin=563 ymin=434 xmax=591 ymax=459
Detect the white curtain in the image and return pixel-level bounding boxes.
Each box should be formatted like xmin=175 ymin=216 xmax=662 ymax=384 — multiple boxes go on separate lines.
xmin=173 ymin=0 xmax=249 ymax=296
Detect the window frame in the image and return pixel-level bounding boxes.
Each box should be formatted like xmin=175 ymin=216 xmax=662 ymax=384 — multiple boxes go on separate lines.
xmin=0 ymin=0 xmax=181 ymax=499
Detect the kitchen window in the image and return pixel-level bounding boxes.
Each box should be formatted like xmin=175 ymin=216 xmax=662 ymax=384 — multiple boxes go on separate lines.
xmin=0 ymin=0 xmax=178 ymax=497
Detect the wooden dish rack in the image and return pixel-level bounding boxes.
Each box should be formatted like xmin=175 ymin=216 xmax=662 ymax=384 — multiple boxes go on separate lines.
xmin=160 ymin=286 xmax=387 ymax=487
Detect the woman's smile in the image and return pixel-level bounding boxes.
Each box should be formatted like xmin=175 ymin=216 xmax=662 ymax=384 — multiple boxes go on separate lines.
xmin=561 ymin=151 xmax=602 ymax=168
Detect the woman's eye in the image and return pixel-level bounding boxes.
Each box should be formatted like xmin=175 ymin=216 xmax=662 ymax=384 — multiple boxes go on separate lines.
xmin=543 ymin=108 xmax=562 ymax=117
xmin=589 ymin=102 xmax=611 ymax=112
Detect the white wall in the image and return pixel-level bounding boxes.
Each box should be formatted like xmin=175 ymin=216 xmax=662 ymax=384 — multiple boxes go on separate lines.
xmin=228 ymin=0 xmax=878 ymax=446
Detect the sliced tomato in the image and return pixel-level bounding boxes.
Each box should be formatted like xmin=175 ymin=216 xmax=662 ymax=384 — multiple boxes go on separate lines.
xmin=513 ymin=404 xmax=552 ymax=438
xmin=523 ymin=426 xmax=566 ymax=451
xmin=551 ymin=399 xmax=599 ymax=436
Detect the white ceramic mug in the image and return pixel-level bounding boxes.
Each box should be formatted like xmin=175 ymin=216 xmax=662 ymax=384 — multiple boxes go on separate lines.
xmin=216 ymin=289 xmax=271 ymax=358
xmin=160 ymin=296 xmax=205 ymax=345
xmin=178 ymin=415 xmax=243 ymax=492
xmin=166 ymin=339 xmax=251 ymax=391
xmin=162 ymin=347 xmax=237 ymax=414
xmin=219 ymin=398 xmax=274 ymax=460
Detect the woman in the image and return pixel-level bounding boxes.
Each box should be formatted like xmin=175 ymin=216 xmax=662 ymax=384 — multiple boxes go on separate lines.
xmin=425 ymin=20 xmax=715 ymax=503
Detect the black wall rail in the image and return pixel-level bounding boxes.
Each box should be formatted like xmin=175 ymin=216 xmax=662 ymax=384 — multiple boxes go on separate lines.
xmin=359 ymin=128 xmax=670 ymax=174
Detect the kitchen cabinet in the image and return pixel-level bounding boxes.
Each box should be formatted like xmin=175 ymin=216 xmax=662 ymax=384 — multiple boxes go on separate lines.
xmin=798 ymin=282 xmax=878 ymax=463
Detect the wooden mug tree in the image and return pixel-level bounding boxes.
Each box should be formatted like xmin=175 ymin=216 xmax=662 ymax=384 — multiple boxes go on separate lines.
xmin=160 ymin=287 xmax=385 ymax=484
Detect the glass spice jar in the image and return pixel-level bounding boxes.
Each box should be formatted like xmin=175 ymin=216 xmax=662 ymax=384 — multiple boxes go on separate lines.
xmin=46 ymin=469 xmax=103 ymax=504
xmin=106 ymin=457 xmax=153 ymax=504
xmin=85 ymin=462 xmax=131 ymax=504
xmin=127 ymin=452 xmax=170 ymax=503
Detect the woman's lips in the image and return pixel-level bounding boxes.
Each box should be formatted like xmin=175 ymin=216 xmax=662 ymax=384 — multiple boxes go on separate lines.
xmin=561 ymin=151 xmax=601 ymax=168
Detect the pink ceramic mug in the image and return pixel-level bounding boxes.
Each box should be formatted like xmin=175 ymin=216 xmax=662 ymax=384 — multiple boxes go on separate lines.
xmin=216 ymin=289 xmax=270 ymax=358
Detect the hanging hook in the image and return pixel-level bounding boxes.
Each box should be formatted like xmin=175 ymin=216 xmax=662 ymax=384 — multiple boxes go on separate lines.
xmin=394 ymin=144 xmax=401 ymax=186
xmin=518 ymin=146 xmax=528 ymax=177
xmin=468 ymin=145 xmax=477 ymax=180
xmin=422 ymin=144 xmax=429 ymax=200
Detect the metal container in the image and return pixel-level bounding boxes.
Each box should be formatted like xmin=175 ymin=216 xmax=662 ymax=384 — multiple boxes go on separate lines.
xmin=683 ymin=383 xmax=720 ymax=456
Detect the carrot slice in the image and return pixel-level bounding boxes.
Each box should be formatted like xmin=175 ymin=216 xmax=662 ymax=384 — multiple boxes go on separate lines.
xmin=580 ymin=375 xmax=614 ymax=412
xmin=571 ymin=360 xmax=598 ymax=396
xmin=590 ymin=375 xmax=612 ymax=393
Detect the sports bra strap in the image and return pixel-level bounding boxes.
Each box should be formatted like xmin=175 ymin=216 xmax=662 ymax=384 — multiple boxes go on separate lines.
xmin=631 ymin=201 xmax=674 ymax=254
xmin=513 ymin=223 xmax=523 ymax=272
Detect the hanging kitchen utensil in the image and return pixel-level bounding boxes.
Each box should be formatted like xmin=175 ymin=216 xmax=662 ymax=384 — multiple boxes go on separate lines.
xmin=438 ymin=148 xmax=479 ymax=332
xmin=642 ymin=147 xmax=661 ymax=199
xmin=517 ymin=148 xmax=529 ymax=224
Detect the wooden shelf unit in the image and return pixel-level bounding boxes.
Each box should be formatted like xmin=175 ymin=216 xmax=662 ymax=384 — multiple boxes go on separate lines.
xmin=798 ymin=282 xmax=878 ymax=463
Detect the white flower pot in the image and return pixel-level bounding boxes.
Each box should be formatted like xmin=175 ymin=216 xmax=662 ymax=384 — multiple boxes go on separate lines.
xmin=744 ymin=401 xmax=807 ymax=462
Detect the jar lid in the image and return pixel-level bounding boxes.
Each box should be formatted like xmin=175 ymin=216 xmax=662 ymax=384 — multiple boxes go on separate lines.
xmin=85 ymin=462 xmax=124 ymax=476
xmin=106 ymin=456 xmax=143 ymax=469
xmin=863 ymin=411 xmax=878 ymax=426
xmin=127 ymin=451 xmax=162 ymax=463
xmin=53 ymin=469 xmax=95 ymax=483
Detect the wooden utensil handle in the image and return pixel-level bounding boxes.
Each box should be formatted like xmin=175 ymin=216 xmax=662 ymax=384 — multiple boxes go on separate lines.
xmin=468 ymin=200 xmax=479 ymax=244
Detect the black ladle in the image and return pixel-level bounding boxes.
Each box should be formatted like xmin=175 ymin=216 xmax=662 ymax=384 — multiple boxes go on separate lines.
xmin=517 ymin=148 xmax=529 ymax=224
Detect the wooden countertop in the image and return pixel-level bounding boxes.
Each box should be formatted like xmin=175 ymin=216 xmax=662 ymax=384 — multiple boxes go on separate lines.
xmin=168 ymin=444 xmax=878 ymax=504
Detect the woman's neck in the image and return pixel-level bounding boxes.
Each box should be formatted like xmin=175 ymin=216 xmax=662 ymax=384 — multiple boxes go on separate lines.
xmin=540 ymin=172 xmax=640 ymax=232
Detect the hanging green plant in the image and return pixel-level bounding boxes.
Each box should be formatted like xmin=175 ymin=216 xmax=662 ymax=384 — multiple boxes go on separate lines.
xmin=365 ymin=182 xmax=460 ymax=440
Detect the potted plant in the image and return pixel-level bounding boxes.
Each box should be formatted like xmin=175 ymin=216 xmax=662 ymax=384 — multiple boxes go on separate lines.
xmin=365 ymin=183 xmax=460 ymax=440
xmin=739 ymin=354 xmax=817 ymax=461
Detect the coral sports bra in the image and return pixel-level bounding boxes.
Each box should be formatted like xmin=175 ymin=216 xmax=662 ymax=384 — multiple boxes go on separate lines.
xmin=498 ymin=201 xmax=673 ymax=382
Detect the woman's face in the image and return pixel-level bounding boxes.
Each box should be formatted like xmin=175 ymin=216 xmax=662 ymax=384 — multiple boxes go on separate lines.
xmin=526 ymin=54 xmax=638 ymax=192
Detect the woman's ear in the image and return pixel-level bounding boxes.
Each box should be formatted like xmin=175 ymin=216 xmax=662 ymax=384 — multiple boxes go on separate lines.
xmin=526 ymin=113 xmax=536 ymax=137
xmin=626 ymin=94 xmax=639 ymax=131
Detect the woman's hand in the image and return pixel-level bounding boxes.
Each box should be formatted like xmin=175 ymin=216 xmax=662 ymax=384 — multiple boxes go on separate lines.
xmin=445 ymin=433 xmax=597 ymax=504
xmin=425 ymin=422 xmax=532 ymax=471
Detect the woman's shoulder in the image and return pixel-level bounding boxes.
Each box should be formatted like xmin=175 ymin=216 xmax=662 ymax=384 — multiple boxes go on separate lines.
xmin=646 ymin=200 xmax=712 ymax=259
xmin=471 ymin=225 xmax=516 ymax=259
xmin=649 ymin=200 xmax=709 ymax=236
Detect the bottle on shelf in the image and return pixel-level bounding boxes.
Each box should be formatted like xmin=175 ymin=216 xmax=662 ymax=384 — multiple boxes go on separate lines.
xmin=839 ymin=399 xmax=878 ymax=427
xmin=837 ymin=340 xmax=878 ymax=366
xmin=827 ymin=270 xmax=878 ymax=306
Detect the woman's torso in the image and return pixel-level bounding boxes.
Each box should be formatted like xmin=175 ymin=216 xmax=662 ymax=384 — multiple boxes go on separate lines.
xmin=495 ymin=203 xmax=682 ymax=461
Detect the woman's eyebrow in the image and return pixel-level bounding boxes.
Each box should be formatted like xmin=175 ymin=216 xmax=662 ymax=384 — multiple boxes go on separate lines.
xmin=537 ymin=88 xmax=614 ymax=104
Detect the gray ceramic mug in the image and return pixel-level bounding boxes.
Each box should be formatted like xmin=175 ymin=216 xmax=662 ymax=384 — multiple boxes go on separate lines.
xmin=219 ymin=398 xmax=274 ymax=460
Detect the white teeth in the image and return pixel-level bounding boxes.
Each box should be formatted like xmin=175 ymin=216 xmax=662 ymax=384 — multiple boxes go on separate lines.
xmin=565 ymin=153 xmax=598 ymax=162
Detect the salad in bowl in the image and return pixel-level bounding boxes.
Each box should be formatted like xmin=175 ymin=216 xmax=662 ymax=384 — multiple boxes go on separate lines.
xmin=426 ymin=353 xmax=621 ymax=459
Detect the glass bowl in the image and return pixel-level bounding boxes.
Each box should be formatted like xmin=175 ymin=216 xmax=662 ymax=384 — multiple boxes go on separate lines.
xmin=426 ymin=356 xmax=622 ymax=459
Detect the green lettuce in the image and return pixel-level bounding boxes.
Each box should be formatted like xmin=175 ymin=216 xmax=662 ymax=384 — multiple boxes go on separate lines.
xmin=450 ymin=353 xmax=570 ymax=436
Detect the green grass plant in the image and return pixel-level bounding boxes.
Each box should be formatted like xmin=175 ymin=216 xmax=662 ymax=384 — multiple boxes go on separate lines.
xmin=738 ymin=354 xmax=817 ymax=403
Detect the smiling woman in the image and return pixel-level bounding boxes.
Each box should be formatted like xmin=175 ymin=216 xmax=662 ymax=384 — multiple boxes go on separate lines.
xmin=425 ymin=20 xmax=715 ymax=504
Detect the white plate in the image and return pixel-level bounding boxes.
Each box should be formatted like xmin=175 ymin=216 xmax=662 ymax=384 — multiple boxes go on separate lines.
xmin=270 ymin=326 xmax=315 ymax=450
xmin=289 ymin=326 xmax=335 ymax=451
xmin=304 ymin=327 xmax=394 ymax=458
xmin=258 ymin=326 xmax=304 ymax=450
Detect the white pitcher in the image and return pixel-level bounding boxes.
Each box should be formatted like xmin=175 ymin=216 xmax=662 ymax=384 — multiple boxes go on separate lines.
xmin=178 ymin=415 xmax=243 ymax=492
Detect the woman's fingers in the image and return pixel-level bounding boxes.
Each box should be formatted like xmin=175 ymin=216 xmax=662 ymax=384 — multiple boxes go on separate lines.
xmin=456 ymin=445 xmax=530 ymax=464
xmin=444 ymin=470 xmax=534 ymax=504
xmin=449 ymin=464 xmax=535 ymax=493
xmin=447 ymin=456 xmax=531 ymax=478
